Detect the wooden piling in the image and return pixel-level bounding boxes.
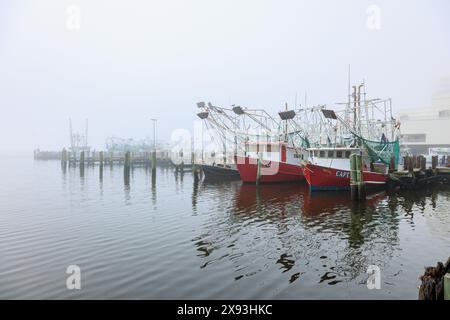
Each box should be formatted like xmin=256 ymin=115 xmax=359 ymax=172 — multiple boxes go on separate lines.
xmin=72 ymin=151 xmax=77 ymax=167
xmin=130 ymin=152 xmax=134 ymax=170
xmin=420 ymin=155 xmax=426 ymax=171
xmin=145 ymin=152 xmax=149 ymax=171
xmin=256 ymin=157 xmax=261 ymax=186
xmin=350 ymin=154 xmax=365 ymax=201
xmin=350 ymin=154 xmax=358 ymax=200
xmin=408 ymin=156 xmax=413 ymax=174
xmin=124 ymin=151 xmax=131 ymax=184
xmin=193 ymin=164 xmax=199 ymax=182
xmin=358 ymin=182 xmax=366 ymax=200
xmin=61 ymin=148 xmax=68 ymax=170
xmin=152 ymin=151 xmax=156 ymax=173
xmin=419 ymin=257 xmax=450 ymax=300
xmin=79 ymin=151 xmax=85 ymax=176
xmin=99 ymin=151 xmax=104 ymax=180
xmin=432 ymin=155 xmax=438 ymax=170
xmin=389 ymin=155 xmax=395 ymax=172
xmin=445 ymin=273 xmax=450 ymax=300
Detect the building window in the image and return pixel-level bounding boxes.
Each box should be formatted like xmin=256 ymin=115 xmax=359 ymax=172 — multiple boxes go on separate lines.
xmin=401 ymin=133 xmax=426 ymax=143
xmin=439 ymin=110 xmax=450 ymax=118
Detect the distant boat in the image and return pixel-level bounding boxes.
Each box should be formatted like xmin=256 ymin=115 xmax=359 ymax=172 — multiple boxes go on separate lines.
xmin=200 ymin=163 xmax=241 ymax=180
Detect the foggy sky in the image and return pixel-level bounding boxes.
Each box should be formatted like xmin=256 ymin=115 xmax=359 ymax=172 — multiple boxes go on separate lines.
xmin=1 ymin=0 xmax=450 ymax=153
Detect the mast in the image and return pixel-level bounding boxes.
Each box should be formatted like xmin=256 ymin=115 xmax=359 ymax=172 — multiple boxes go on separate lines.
xmin=85 ymin=118 xmax=88 ymax=150
xmin=69 ymin=118 xmax=74 ymax=151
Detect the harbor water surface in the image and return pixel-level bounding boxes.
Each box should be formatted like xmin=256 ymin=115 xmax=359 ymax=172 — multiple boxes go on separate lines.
xmin=0 ymin=155 xmax=449 ymax=299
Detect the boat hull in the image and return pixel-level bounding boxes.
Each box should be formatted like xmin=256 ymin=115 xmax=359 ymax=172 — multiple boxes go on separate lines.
xmin=235 ymin=156 xmax=305 ymax=183
xmin=201 ymin=164 xmax=241 ymax=180
xmin=303 ymin=163 xmax=387 ymax=191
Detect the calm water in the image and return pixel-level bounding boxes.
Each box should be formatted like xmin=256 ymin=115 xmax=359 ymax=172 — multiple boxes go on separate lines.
xmin=0 ymin=155 xmax=449 ymax=299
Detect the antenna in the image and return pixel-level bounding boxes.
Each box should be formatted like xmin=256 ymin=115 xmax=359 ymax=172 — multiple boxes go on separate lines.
xmin=304 ymin=90 xmax=307 ymax=109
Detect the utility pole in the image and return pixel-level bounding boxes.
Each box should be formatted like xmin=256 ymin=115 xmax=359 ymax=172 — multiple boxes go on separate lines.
xmin=150 ymin=118 xmax=157 ymax=150
xmin=150 ymin=118 xmax=157 ymax=174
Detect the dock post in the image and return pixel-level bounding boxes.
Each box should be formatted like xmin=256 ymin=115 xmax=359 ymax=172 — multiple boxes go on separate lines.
xmin=358 ymin=182 xmax=366 ymax=200
xmin=99 ymin=151 xmax=104 ymax=180
xmin=256 ymin=157 xmax=261 ymax=186
xmin=91 ymin=151 xmax=95 ymax=167
xmin=350 ymin=154 xmax=365 ymax=201
xmin=431 ymin=155 xmax=438 ymax=170
xmin=420 ymin=155 xmax=426 ymax=171
xmin=389 ymin=155 xmax=395 ymax=172
xmin=193 ymin=163 xmax=199 ymax=182
xmin=350 ymin=154 xmax=358 ymax=200
xmin=408 ymin=156 xmax=413 ymax=174
xmin=445 ymin=273 xmax=450 ymax=300
xmin=108 ymin=151 xmax=112 ymax=169
xmin=72 ymin=151 xmax=77 ymax=167
xmin=152 ymin=150 xmax=156 ymax=173
xmin=61 ymin=148 xmax=68 ymax=171
xmin=130 ymin=152 xmax=134 ymax=171
xmin=145 ymin=152 xmax=149 ymax=171
xmin=358 ymin=155 xmax=366 ymax=200
xmin=80 ymin=151 xmax=85 ymax=176
xmin=124 ymin=151 xmax=131 ymax=185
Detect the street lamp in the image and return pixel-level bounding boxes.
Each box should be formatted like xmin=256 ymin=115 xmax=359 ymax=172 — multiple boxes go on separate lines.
xmin=150 ymin=118 xmax=157 ymax=150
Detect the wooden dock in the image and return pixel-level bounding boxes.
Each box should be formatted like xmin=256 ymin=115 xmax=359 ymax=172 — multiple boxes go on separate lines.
xmin=388 ymin=155 xmax=450 ymax=190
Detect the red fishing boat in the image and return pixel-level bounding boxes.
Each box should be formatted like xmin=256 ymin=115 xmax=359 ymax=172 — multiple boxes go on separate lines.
xmin=235 ymin=141 xmax=306 ymax=183
xmin=303 ymin=147 xmax=388 ymax=191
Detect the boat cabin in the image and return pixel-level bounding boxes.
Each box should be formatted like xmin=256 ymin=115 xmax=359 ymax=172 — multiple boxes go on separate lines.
xmin=307 ymin=147 xmax=366 ymax=171
xmin=244 ymin=141 xmax=307 ymax=164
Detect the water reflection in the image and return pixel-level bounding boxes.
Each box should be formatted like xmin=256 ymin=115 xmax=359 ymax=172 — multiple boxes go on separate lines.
xmin=1 ymin=152 xmax=449 ymax=301
xmin=192 ymin=180 xmax=402 ymax=287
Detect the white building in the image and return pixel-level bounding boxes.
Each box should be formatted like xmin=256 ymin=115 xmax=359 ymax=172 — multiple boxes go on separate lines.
xmin=397 ymin=92 xmax=450 ymax=154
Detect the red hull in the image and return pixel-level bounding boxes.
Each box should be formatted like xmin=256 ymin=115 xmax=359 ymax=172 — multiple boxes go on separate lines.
xmin=303 ymin=163 xmax=387 ymax=191
xmin=235 ymin=156 xmax=305 ymax=183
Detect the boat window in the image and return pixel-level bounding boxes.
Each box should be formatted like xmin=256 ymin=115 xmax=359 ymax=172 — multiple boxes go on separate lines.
xmin=319 ymin=150 xmax=325 ymax=158
xmin=327 ymin=150 xmax=334 ymax=158
xmin=345 ymin=151 xmax=351 ymax=158
xmin=314 ymin=150 xmax=318 ymax=157
xmin=336 ymin=151 xmax=343 ymax=158
xmin=266 ymin=144 xmax=271 ymax=152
